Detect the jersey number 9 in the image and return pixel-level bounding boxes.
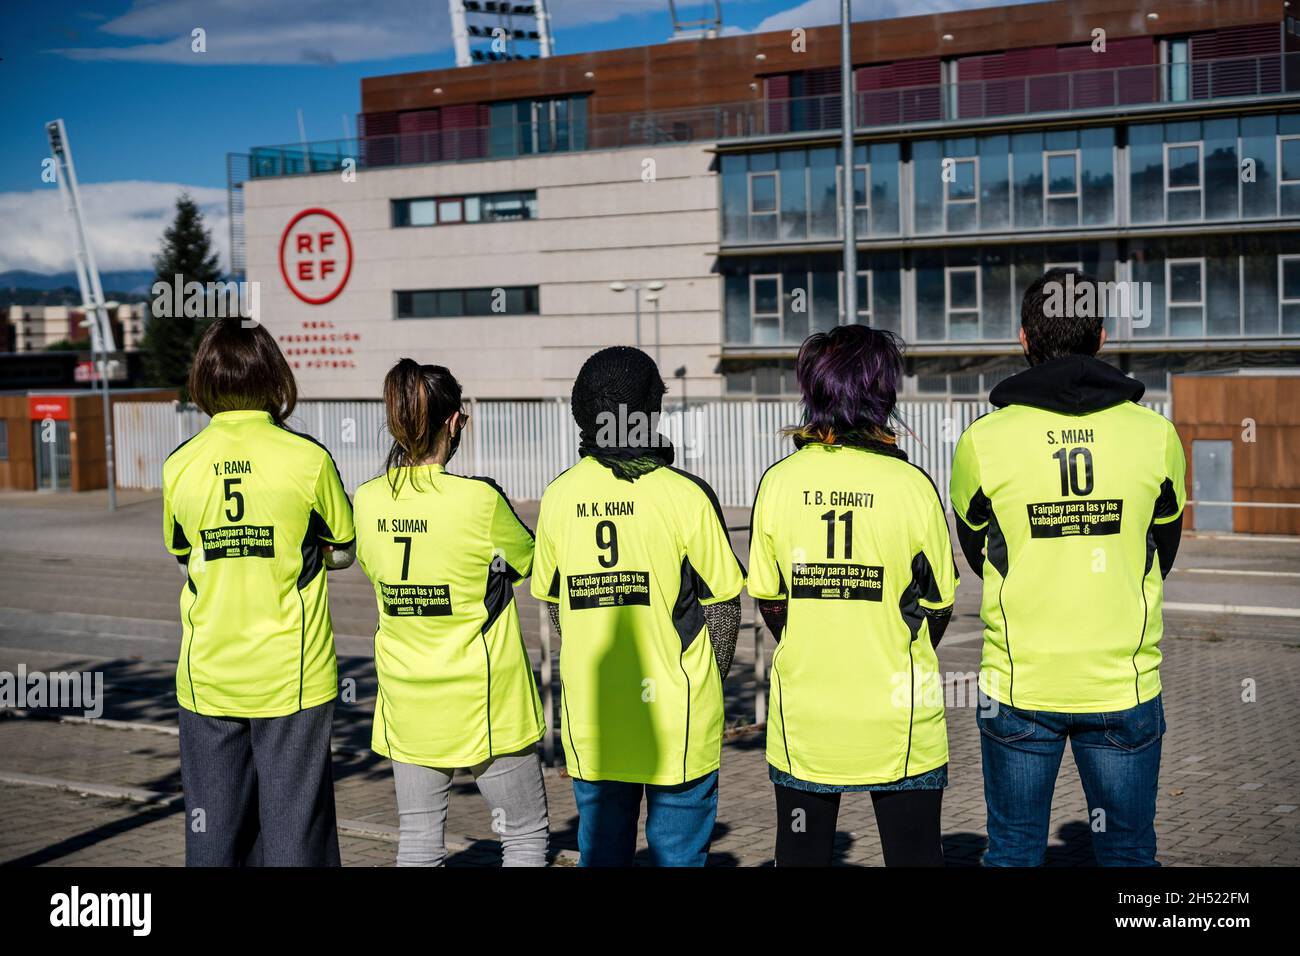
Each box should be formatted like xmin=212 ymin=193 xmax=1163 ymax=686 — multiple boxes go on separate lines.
xmin=596 ymin=520 xmax=619 ymax=568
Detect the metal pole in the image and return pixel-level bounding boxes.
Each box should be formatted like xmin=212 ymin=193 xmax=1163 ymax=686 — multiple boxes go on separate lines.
xmin=99 ymin=330 xmax=116 ymax=511
xmin=653 ymin=295 xmax=662 ymax=368
xmin=634 ymin=286 xmax=642 ymax=348
xmin=839 ymin=0 xmax=858 ymax=324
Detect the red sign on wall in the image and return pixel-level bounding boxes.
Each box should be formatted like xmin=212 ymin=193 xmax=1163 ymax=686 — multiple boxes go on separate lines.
xmin=29 ymin=395 xmax=70 ymax=421
xmin=279 ymin=208 xmax=353 ymax=305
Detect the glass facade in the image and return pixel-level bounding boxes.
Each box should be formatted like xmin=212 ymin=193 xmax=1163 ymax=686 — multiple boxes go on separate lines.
xmin=720 ymin=143 xmax=901 ymax=244
xmin=393 ymin=190 xmax=538 ymax=227
xmin=720 ymin=114 xmax=1300 ymax=355
xmin=395 ymin=286 xmax=540 ymax=319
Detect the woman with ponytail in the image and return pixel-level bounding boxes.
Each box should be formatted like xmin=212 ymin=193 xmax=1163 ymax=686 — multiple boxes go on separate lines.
xmin=354 ymin=359 xmax=549 ymax=866
xmin=746 ymin=325 xmax=960 ymax=867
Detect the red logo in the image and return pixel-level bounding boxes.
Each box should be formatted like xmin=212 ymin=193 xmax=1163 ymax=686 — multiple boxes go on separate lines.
xmin=279 ymin=208 xmax=353 ymax=305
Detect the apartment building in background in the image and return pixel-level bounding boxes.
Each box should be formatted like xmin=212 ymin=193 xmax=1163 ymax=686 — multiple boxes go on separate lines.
xmin=229 ymin=0 xmax=1300 ymax=400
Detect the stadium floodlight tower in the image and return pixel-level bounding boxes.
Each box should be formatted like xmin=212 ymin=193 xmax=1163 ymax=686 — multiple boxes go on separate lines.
xmin=45 ymin=118 xmax=117 ymax=512
xmin=449 ymin=1 xmax=554 ymax=67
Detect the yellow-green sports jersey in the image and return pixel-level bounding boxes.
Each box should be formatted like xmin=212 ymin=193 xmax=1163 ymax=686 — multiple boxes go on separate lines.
xmin=355 ymin=465 xmax=544 ymax=768
xmin=162 ymin=410 xmax=355 ymax=718
xmin=748 ymin=441 xmax=958 ymax=786
xmin=531 ymin=457 xmax=745 ymax=786
xmin=950 ymin=356 xmax=1187 ymax=713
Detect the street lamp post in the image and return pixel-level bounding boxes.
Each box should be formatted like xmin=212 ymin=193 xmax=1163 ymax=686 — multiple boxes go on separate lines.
xmin=645 ymin=291 xmax=662 ymax=368
xmin=840 ymin=0 xmax=858 ymax=324
xmin=609 ymin=280 xmax=665 ymax=356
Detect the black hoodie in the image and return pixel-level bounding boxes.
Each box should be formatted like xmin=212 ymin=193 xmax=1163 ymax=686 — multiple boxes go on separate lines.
xmin=955 ymin=354 xmax=1182 ymax=579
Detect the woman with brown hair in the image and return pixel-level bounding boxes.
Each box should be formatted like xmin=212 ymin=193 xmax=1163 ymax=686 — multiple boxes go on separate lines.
xmin=353 ymin=359 xmax=549 ymax=866
xmin=162 ymin=317 xmax=355 ymax=866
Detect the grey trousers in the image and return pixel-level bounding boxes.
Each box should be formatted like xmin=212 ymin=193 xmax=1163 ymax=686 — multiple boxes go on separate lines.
xmin=178 ymin=700 xmax=340 ymax=867
xmin=392 ymin=748 xmax=549 ymax=867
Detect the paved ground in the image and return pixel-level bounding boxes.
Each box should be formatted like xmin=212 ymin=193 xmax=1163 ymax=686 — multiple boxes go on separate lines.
xmin=0 ymin=488 xmax=1298 ymax=866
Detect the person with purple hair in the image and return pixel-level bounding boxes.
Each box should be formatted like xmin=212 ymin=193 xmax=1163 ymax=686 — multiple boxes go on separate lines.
xmin=747 ymin=324 xmax=959 ymax=867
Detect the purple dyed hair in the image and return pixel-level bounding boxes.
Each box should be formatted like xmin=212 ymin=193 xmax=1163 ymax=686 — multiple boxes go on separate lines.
xmin=791 ymin=325 xmax=905 ymax=445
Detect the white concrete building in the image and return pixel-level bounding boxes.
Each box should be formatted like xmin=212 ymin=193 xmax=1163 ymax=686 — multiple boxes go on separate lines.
xmin=242 ymin=143 xmax=722 ymax=399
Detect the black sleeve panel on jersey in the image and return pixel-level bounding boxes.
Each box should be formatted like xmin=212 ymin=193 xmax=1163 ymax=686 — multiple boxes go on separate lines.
xmin=954 ymin=514 xmax=987 ymax=579
xmin=1152 ymin=511 xmax=1183 ymax=579
xmin=759 ymin=599 xmax=788 ymax=641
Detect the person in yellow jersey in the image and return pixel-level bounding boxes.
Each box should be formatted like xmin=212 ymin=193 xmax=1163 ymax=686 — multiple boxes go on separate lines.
xmin=951 ymin=268 xmax=1187 ymax=867
xmin=532 ymin=346 xmax=744 ymax=867
xmin=354 ymin=359 xmax=549 ymax=866
xmin=163 ymin=318 xmax=355 ymax=866
xmin=747 ymin=325 xmax=958 ymax=867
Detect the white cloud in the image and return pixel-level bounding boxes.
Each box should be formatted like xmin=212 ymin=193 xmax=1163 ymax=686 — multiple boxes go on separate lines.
xmin=0 ymin=181 xmax=229 ymax=274
xmin=53 ymin=0 xmax=670 ymax=65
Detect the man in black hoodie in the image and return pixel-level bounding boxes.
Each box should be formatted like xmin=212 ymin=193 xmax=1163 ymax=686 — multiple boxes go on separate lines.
xmin=950 ymin=267 xmax=1186 ymax=867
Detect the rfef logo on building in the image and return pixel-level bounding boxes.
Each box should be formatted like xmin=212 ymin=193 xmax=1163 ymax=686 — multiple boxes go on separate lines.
xmin=279 ymin=208 xmax=353 ymax=305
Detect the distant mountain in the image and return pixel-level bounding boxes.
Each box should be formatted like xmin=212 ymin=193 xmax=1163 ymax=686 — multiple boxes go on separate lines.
xmin=0 ymin=269 xmax=157 ymax=297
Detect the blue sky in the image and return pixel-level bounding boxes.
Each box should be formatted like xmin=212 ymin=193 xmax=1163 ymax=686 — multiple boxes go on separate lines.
xmin=0 ymin=0 xmax=1008 ymax=274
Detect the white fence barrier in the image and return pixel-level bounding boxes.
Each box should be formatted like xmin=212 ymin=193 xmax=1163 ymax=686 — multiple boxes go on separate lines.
xmin=114 ymin=398 xmax=1170 ymax=510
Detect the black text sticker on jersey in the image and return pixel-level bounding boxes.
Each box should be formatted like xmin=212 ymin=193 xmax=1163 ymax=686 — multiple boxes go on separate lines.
xmin=790 ymin=562 xmax=884 ymax=601
xmin=567 ymin=571 xmax=651 ymax=610
xmin=1027 ymin=499 xmax=1123 ymax=538
xmin=380 ymin=582 xmax=453 ymax=617
xmin=200 ymin=525 xmax=275 ymax=560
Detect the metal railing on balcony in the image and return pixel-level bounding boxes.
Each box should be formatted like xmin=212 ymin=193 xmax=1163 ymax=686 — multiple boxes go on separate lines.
xmin=240 ymin=52 xmax=1300 ymax=180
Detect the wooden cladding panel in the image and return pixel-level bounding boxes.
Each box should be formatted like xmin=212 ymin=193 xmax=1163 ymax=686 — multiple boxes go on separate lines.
xmin=361 ymin=0 xmax=1281 ymax=116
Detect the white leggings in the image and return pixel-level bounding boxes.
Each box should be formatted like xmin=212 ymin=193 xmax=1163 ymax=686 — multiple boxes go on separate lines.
xmin=391 ymin=748 xmax=549 ymax=867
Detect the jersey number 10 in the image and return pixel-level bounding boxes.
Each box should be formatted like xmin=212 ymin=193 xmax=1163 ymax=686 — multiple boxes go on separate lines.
xmin=1052 ymin=446 xmax=1095 ymax=497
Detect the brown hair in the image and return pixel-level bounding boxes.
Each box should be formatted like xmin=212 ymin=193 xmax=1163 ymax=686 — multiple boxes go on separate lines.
xmin=382 ymin=358 xmax=464 ymax=494
xmin=188 ymin=318 xmax=297 ymax=424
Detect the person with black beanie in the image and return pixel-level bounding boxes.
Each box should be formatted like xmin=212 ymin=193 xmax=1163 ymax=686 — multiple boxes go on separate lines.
xmin=531 ymin=346 xmax=745 ymax=866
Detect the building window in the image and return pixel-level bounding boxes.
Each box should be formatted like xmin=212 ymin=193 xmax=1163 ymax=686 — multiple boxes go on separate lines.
xmin=393 ymin=190 xmax=537 ymax=227
xmin=1280 ymin=255 xmax=1300 ymax=334
xmin=751 ymin=274 xmax=783 ymax=343
xmin=1165 ymin=38 xmax=1190 ymax=103
xmin=749 ymin=171 xmax=778 ymax=215
xmin=1165 ymin=258 xmax=1205 ymax=336
xmin=0 ymin=419 xmax=7 ymax=461
xmin=835 ymin=269 xmax=872 ymax=324
xmin=945 ymin=156 xmax=978 ymax=231
xmin=835 ymin=163 xmax=870 ymax=229
xmin=946 ymin=265 xmax=981 ymax=339
xmin=1164 ymin=142 xmax=1203 ymax=221
xmin=395 ymin=286 xmax=539 ymax=319
xmin=1043 ymin=149 xmax=1080 ymax=226
xmin=1279 ymin=135 xmax=1300 ymax=216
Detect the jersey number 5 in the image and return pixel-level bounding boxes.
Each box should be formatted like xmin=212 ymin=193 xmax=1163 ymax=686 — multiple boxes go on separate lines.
xmin=223 ymin=478 xmax=245 ymax=522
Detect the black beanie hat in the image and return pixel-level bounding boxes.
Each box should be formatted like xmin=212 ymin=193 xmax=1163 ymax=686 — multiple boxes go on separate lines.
xmin=571 ymin=346 xmax=666 ymax=446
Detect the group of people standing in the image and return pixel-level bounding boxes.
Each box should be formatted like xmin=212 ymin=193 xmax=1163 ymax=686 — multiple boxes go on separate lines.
xmin=162 ymin=267 xmax=1185 ymax=868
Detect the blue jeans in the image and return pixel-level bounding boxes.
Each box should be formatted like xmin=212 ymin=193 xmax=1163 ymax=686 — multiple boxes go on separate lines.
xmin=571 ymin=771 xmax=718 ymax=867
xmin=977 ymin=693 xmax=1165 ymax=867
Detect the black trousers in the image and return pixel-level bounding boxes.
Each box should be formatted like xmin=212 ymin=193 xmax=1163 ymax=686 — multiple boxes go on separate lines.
xmin=178 ymin=700 xmax=340 ymax=867
xmin=773 ymin=783 xmax=944 ymax=867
